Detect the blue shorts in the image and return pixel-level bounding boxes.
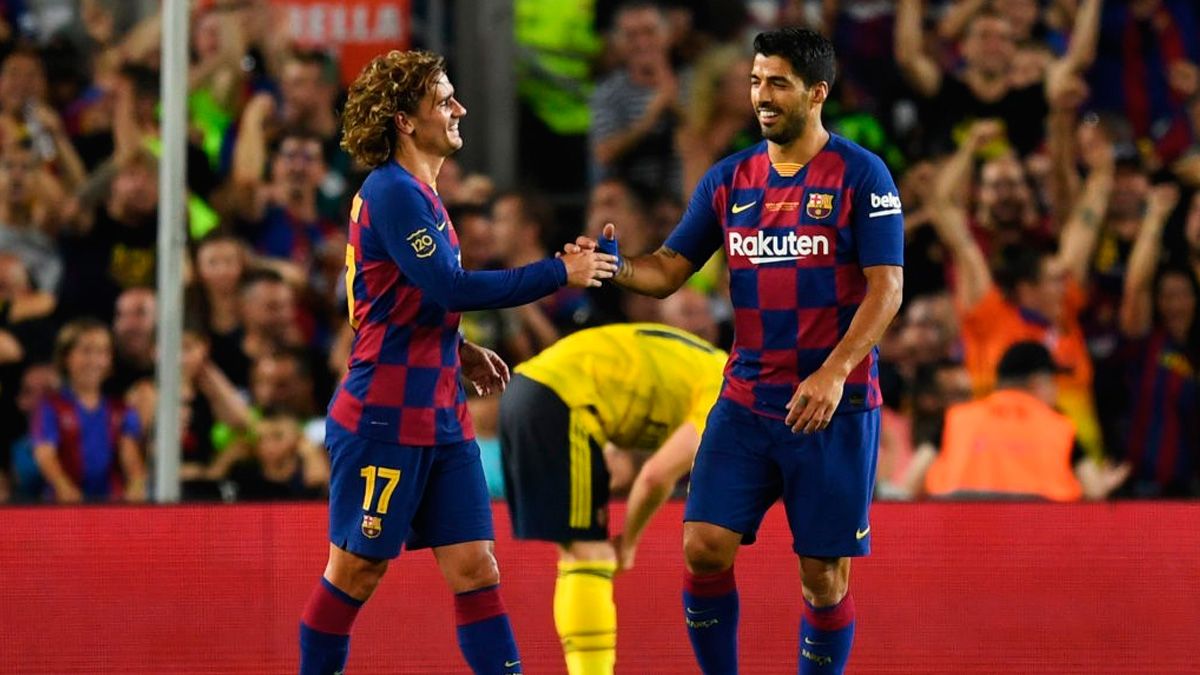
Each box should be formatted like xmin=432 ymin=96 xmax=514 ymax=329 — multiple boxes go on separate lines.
xmin=326 ymin=420 xmax=495 ymax=560
xmin=684 ymin=398 xmax=879 ymax=558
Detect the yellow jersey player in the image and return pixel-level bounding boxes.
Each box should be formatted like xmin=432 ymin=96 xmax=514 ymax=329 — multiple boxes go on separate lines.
xmin=499 ymin=323 xmax=727 ymax=675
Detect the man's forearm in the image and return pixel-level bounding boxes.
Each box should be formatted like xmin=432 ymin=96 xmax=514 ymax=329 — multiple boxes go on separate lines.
xmin=613 ymin=247 xmax=692 ymax=299
xmin=821 ymin=268 xmax=903 ymax=378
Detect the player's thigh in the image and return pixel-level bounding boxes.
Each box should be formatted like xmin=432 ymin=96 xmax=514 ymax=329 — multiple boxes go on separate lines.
xmin=684 ymin=399 xmax=782 ymax=545
xmin=775 ymin=409 xmax=880 ymax=558
xmin=500 ymin=375 xmax=609 ymax=544
xmin=406 ymin=439 xmax=498 ymax=550
xmin=326 ymin=420 xmax=436 ymax=560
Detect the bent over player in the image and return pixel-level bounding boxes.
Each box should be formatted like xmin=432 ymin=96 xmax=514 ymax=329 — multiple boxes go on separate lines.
xmin=499 ymin=323 xmax=726 ymax=675
xmin=297 ymin=50 xmax=615 ymax=675
xmin=578 ymin=28 xmax=903 ymax=674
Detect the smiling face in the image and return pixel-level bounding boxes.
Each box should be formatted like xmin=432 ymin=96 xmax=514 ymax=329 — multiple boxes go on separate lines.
xmin=398 ymin=72 xmax=466 ymax=158
xmin=750 ymin=54 xmax=823 ymax=147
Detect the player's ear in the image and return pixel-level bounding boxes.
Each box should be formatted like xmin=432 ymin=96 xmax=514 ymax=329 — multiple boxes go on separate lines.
xmin=394 ymin=111 xmax=415 ymax=136
xmin=810 ymin=82 xmax=828 ymax=106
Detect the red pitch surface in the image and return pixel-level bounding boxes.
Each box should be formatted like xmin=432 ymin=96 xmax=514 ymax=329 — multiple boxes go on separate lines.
xmin=1 ymin=501 xmax=1198 ymax=673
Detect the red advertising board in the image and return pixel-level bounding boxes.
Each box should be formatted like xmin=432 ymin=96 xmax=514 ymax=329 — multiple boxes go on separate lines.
xmin=1 ymin=502 xmax=1197 ymax=673
xmin=273 ymin=1 xmax=412 ymax=85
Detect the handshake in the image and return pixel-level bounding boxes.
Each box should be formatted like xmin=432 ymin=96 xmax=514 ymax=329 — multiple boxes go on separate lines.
xmin=556 ymin=223 xmax=624 ymax=289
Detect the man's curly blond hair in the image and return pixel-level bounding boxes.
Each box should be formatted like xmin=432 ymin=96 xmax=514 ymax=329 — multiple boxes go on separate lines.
xmin=341 ymin=50 xmax=446 ymax=168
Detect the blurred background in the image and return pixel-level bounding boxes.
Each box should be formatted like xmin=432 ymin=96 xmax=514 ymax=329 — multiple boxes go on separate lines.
xmin=0 ymin=0 xmax=1197 ymax=672
xmin=0 ymin=0 xmax=1195 ymax=506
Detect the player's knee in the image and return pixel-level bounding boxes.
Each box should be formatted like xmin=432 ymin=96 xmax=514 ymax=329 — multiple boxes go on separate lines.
xmin=447 ymin=550 xmax=501 ymax=592
xmin=683 ymin=530 xmax=735 ymax=574
xmin=327 ymin=550 xmax=388 ymax=600
xmin=800 ymin=558 xmax=848 ymax=606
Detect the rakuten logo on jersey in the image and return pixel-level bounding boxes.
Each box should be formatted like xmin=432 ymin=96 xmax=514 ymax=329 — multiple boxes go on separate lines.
xmin=727 ymin=231 xmax=830 ymax=264
xmin=868 ymin=192 xmax=902 ymax=218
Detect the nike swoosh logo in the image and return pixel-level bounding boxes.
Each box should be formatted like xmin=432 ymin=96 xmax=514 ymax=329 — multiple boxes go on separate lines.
xmin=685 ymin=607 xmax=714 ymax=615
xmin=856 ymin=526 xmax=870 ymax=540
xmin=804 ymin=637 xmax=826 ymax=646
xmin=731 ymin=201 xmax=756 ymax=214
xmin=436 ymin=220 xmax=448 ymax=231
xmin=504 ymin=660 xmax=521 ymax=667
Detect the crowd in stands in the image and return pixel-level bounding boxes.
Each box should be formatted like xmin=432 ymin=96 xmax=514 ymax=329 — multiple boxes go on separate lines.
xmin=0 ymin=0 xmax=1196 ymax=504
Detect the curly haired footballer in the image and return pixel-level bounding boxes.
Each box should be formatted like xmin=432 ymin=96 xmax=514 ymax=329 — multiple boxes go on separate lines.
xmin=340 ymin=49 xmax=446 ymax=168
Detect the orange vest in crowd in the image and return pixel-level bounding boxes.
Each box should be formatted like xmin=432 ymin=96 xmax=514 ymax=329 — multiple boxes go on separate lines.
xmin=925 ymin=389 xmax=1082 ymax=501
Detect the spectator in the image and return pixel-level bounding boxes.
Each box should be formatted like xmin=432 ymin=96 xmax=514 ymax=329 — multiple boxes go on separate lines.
xmin=58 ymin=149 xmax=158 ymax=322
xmin=4 ymin=363 xmax=59 ymax=502
xmin=108 ymin=286 xmax=155 ymax=395
xmin=32 ymin=319 xmax=146 ymax=503
xmin=589 ymin=1 xmax=685 ymax=196
xmin=209 ymin=267 xmax=307 ymax=390
xmin=227 ymin=412 xmax=328 ymax=501
xmin=1116 ymin=184 xmax=1199 ymax=497
xmin=921 ymin=341 xmax=1130 ymax=501
xmin=676 ymin=44 xmax=757 ymax=196
xmin=894 ymin=0 xmax=1102 ymax=155
xmin=186 ymin=230 xmax=248 ymax=355
xmin=177 ymin=328 xmax=253 ymax=486
xmin=930 ymin=119 xmax=1109 ymax=457
xmin=658 ymin=285 xmax=718 ymax=346
xmin=230 ymin=95 xmax=337 ymax=267
xmin=0 ymin=136 xmax=66 ymax=293
xmin=492 ymin=188 xmax=595 ymax=341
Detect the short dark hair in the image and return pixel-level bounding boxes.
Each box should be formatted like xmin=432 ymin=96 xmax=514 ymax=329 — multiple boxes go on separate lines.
xmin=238 ymin=267 xmax=287 ymax=294
xmin=994 ymin=244 xmax=1052 ymax=296
xmin=752 ymin=27 xmax=837 ymax=89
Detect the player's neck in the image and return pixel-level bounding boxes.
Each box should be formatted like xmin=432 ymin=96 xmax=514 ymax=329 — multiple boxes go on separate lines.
xmin=392 ymin=150 xmax=446 ymax=190
xmin=767 ymin=123 xmax=830 ymax=167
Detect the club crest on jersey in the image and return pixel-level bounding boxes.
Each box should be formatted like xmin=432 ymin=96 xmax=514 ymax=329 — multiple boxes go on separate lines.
xmin=806 ymin=192 xmax=834 ymax=219
xmin=407 ymin=228 xmax=436 ymax=258
xmin=361 ymin=515 xmax=383 ymax=539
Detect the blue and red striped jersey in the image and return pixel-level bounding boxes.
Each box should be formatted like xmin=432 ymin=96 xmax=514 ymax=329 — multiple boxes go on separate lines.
xmin=1124 ymin=330 xmax=1198 ymax=495
xmin=665 ymin=136 xmax=904 ymax=419
xmin=328 ymin=161 xmax=567 ymax=446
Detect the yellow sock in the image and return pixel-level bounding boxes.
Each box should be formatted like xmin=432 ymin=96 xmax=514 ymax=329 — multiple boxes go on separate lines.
xmin=554 ymin=560 xmax=618 ymax=675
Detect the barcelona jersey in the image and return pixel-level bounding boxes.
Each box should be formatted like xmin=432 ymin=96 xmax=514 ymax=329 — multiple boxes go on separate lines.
xmin=328 ymin=161 xmax=566 ymax=446
xmin=664 ymin=136 xmax=904 ymax=419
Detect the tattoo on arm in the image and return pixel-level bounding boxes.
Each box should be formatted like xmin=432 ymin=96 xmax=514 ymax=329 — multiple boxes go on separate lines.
xmin=1079 ymin=207 xmax=1098 ymax=228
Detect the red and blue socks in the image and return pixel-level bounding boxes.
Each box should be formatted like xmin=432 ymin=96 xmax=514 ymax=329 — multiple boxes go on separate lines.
xmin=299 ymin=577 xmax=364 ymax=675
xmin=454 ymin=584 xmax=522 ymax=674
xmin=683 ymin=568 xmax=739 ymax=674
xmin=799 ymin=593 xmax=855 ymax=674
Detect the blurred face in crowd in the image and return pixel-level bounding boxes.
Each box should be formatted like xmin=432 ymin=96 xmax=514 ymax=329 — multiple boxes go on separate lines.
xmin=1187 ymin=193 xmax=1200 ymax=253
xmin=751 ymin=54 xmax=820 ymax=147
xmin=490 ymin=196 xmax=529 ymax=262
xmin=1157 ymin=271 xmax=1196 ymax=342
xmin=993 ymin=0 xmax=1039 ymax=42
xmin=1017 ymin=256 xmax=1068 ymax=324
xmin=0 ymin=253 xmax=29 ymax=299
xmin=113 ymin=288 xmax=157 ymax=358
xmin=196 ymin=239 xmax=245 ymax=296
xmin=962 ymin=15 xmax=1015 ymax=79
xmin=66 ymin=328 xmax=113 ymax=393
xmin=0 ymin=143 xmax=39 ymax=205
xmin=455 ymin=211 xmax=495 ymax=270
xmin=1108 ymin=166 xmax=1150 ymax=237
xmin=0 ymin=52 xmax=45 ymax=114
xmin=252 ymin=354 xmax=312 ymax=413
xmin=241 ymin=279 xmax=296 ymax=342
xmin=194 ymin=11 xmax=223 ymax=61
xmin=17 ymin=364 xmax=58 ymax=414
xmin=587 ymin=180 xmax=650 ymax=255
xmin=255 ymin=417 xmax=300 ymax=467
xmin=181 ymin=332 xmax=208 ymax=382
xmin=978 ymin=156 xmax=1030 ymax=228
xmin=112 ymin=159 xmax=159 ymax=220
xmin=901 ymin=296 xmax=953 ymax=365
xmin=281 ymin=60 xmax=325 ymax=117
xmin=272 ymin=135 xmax=325 ymax=199
xmin=1010 ymin=46 xmax=1051 ymax=89
xmin=659 ymin=287 xmax=718 ymax=345
xmin=617 ymin=7 xmax=670 ymax=74
xmin=935 ymin=364 xmax=974 ymax=406
xmin=718 ymin=57 xmax=752 ymax=117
